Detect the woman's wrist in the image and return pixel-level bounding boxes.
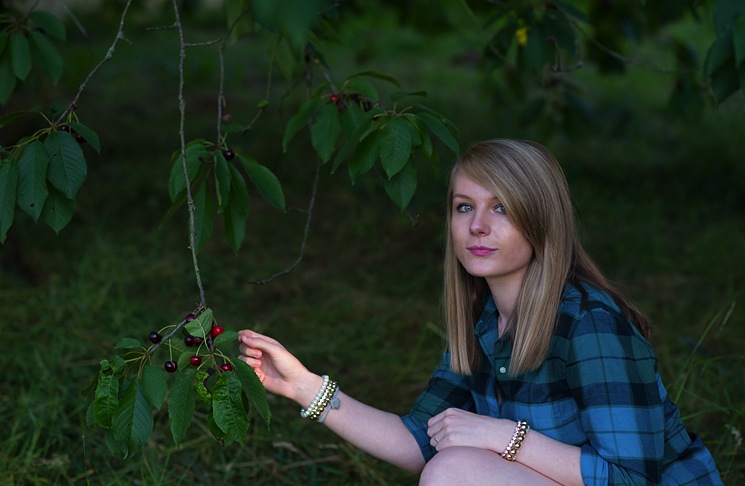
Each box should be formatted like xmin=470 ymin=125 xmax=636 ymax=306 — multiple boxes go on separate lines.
xmin=291 ymin=371 xmax=324 ymax=406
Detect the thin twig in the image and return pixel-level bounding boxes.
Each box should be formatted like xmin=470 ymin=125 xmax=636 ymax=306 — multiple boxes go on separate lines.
xmin=54 ymin=0 xmax=134 ymax=125
xmin=172 ymin=0 xmax=207 ymax=306
xmin=248 ymin=159 xmax=321 ymax=285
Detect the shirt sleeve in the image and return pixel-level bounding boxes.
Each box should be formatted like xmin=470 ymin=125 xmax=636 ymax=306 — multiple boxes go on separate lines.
xmin=565 ymin=307 xmax=666 ymax=485
xmin=400 ymin=352 xmax=475 ymax=462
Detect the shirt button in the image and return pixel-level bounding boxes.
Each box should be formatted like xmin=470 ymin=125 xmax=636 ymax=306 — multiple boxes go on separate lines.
xmin=499 ymin=366 xmax=507 ymax=374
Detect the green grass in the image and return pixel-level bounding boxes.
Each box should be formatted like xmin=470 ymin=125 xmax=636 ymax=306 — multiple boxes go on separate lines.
xmin=1 ymin=4 xmax=744 ymax=485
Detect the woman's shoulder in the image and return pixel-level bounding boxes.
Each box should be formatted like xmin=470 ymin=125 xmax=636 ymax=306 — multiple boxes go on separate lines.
xmin=556 ymin=283 xmax=639 ymax=339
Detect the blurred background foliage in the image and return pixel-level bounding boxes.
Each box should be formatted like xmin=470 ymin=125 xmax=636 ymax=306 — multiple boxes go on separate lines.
xmin=0 ymin=0 xmax=743 ymax=484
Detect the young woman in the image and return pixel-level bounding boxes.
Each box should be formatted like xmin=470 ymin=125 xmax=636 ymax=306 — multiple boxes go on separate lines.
xmin=238 ymin=139 xmax=723 ymax=485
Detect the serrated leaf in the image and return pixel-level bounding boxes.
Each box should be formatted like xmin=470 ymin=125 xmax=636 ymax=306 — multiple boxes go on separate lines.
xmin=379 ymin=117 xmax=413 ymax=178
xmin=193 ymin=370 xmax=212 ymax=405
xmin=28 ymin=10 xmax=66 ymax=40
xmin=40 ymin=186 xmax=74 ymax=234
xmin=93 ymin=374 xmax=119 ymax=429
xmin=0 ymin=158 xmax=18 ymax=239
xmin=141 ymin=364 xmax=168 ymax=409
xmin=348 ymin=130 xmax=379 ymax=183
xmin=16 ymin=140 xmax=49 ymax=221
xmin=234 ymin=359 xmax=271 ymax=429
xmin=10 ymin=33 xmax=31 ymax=80
xmin=207 ymin=409 xmax=232 ymax=444
xmin=169 ymin=368 xmax=197 ymax=446
xmin=345 ymin=78 xmax=379 ymax=101
xmin=283 ymin=97 xmax=319 ymax=151
xmin=331 ymin=108 xmax=382 ymax=172
xmin=68 ymin=122 xmax=101 ymax=154
xmin=212 ymin=372 xmax=249 ymax=444
xmin=185 ymin=308 xmax=213 ymax=339
xmin=114 ymin=337 xmax=142 ymax=349
xmin=239 ymin=156 xmax=285 ymax=211
xmin=193 ymin=182 xmax=214 ymax=252
xmin=44 ymin=130 xmax=86 ymax=199
xmin=415 ymin=111 xmax=459 ymax=155
xmin=168 ymin=141 xmax=207 ymax=201
xmin=29 ymin=30 xmax=63 ymax=84
xmin=213 ymin=330 xmax=239 ymax=347
xmin=104 ymin=428 xmax=129 ymax=458
xmin=384 ymin=161 xmax=417 ymax=210
xmin=214 ymin=152 xmax=232 ymax=212
xmin=311 ymin=102 xmax=342 ymax=163
xmin=224 ymin=165 xmax=249 ymax=252
xmin=112 ymin=379 xmax=154 ymax=455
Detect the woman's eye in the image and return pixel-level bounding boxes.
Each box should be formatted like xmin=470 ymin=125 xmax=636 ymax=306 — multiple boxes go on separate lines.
xmin=456 ymin=203 xmax=472 ymax=213
xmin=494 ymin=204 xmax=506 ymax=214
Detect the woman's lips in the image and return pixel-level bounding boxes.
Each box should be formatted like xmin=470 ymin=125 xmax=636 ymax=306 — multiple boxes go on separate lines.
xmin=467 ymin=246 xmax=496 ymax=256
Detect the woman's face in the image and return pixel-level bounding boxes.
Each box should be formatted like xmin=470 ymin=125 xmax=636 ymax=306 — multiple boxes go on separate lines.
xmin=450 ymin=172 xmax=534 ymax=293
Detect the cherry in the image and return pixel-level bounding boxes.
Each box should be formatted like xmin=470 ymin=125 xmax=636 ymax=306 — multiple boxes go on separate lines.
xmin=220 ymin=363 xmax=233 ymax=372
xmin=190 ymin=355 xmax=202 ymax=366
xmin=184 ymin=335 xmax=195 ymax=346
xmin=149 ymin=331 xmax=162 ymax=344
xmin=58 ymin=124 xmax=70 ymax=132
xmin=185 ymin=313 xmax=196 ymax=322
xmin=223 ymin=149 xmax=235 ymax=161
xmin=164 ymin=361 xmax=178 ymax=373
xmin=210 ymin=325 xmax=224 ymax=339
xmin=329 ymin=93 xmax=339 ymax=104
xmin=74 ymin=133 xmax=86 ymax=144
xmin=192 ymin=336 xmax=203 ymax=346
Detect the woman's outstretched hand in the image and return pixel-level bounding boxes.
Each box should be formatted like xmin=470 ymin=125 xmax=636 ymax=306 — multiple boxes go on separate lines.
xmin=237 ymin=330 xmax=319 ymax=405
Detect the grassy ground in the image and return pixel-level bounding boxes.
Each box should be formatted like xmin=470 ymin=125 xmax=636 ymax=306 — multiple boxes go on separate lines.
xmin=1 ymin=5 xmax=743 ymax=485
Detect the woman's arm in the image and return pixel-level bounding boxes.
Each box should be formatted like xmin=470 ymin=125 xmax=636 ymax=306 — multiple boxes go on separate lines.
xmin=238 ymin=330 xmax=426 ymax=472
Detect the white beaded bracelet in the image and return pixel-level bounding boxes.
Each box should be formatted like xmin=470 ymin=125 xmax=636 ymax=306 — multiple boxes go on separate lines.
xmin=300 ymin=375 xmax=338 ymax=421
xmin=501 ymin=419 xmax=530 ymax=461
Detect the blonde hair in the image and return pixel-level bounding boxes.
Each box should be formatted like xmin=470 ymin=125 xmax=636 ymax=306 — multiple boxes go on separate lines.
xmin=444 ymin=139 xmax=650 ymax=376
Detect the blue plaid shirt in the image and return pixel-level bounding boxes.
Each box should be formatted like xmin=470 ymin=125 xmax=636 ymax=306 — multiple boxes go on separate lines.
xmin=401 ymin=284 xmax=723 ymax=485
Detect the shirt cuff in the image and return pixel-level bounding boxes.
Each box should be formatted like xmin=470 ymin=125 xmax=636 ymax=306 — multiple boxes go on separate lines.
xmin=401 ymin=414 xmax=437 ymax=462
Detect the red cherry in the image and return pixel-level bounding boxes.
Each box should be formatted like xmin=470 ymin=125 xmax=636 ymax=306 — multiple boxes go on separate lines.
xmin=329 ymin=94 xmax=339 ymax=104
xmin=184 ymin=335 xmax=195 ymax=346
xmin=74 ymin=133 xmax=86 ymax=144
xmin=210 ymin=325 xmax=224 ymax=338
xmin=190 ymin=355 xmax=202 ymax=366
xmin=185 ymin=313 xmax=196 ymax=322
xmin=164 ymin=361 xmax=178 ymax=373
xmin=58 ymin=124 xmax=70 ymax=132
xmin=149 ymin=331 xmax=162 ymax=344
xmin=223 ymin=149 xmax=235 ymax=161
xmin=192 ymin=336 xmax=203 ymax=346
xmin=220 ymin=363 xmax=233 ymax=372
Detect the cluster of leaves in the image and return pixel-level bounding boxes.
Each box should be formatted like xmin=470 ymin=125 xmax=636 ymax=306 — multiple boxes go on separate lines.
xmin=283 ymin=73 xmax=459 ymax=210
xmin=0 ymin=9 xmax=65 ymax=103
xmin=0 ymin=112 xmax=100 ymax=243
xmin=164 ymin=141 xmax=285 ymax=253
xmin=703 ymin=0 xmax=745 ymax=104
xmin=85 ymin=307 xmax=270 ymax=458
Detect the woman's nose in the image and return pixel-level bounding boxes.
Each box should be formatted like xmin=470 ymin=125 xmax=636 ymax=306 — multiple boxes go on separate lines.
xmin=470 ymin=210 xmax=489 ymax=235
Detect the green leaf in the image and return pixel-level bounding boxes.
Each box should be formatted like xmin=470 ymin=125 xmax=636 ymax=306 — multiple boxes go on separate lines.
xmin=345 ymin=78 xmax=379 ymax=100
xmin=710 ymin=62 xmax=740 ymax=103
xmin=224 ymin=165 xmax=249 ymax=252
xmin=193 ymin=370 xmax=212 ymax=406
xmin=212 ymin=372 xmax=249 ymax=444
xmin=704 ymin=31 xmax=734 ymax=78
xmin=193 ymin=182 xmax=214 ymax=252
xmin=213 ymin=330 xmax=239 ymax=347
xmin=415 ymin=111 xmax=459 ymax=155
xmin=10 ymin=33 xmax=31 ymax=80
xmin=16 ymin=140 xmax=49 ymax=221
xmin=275 ymin=36 xmax=298 ymax=82
xmin=141 ymin=364 xmax=168 ymax=409
xmin=0 ymin=32 xmax=8 ymax=57
xmin=348 ymin=130 xmax=379 ymax=182
xmin=214 ymin=152 xmax=232 ymax=212
xmin=40 ymin=186 xmax=75 ymax=234
xmin=44 ymin=130 xmax=86 ymax=199
xmin=114 ymin=337 xmax=142 ymax=349
xmin=168 ymin=141 xmax=207 ymax=201
xmin=311 ymin=102 xmax=342 ymax=163
xmin=0 ymin=110 xmax=28 ymax=129
xmin=379 ymin=117 xmax=413 ymax=178
xmin=93 ymin=374 xmax=119 ymax=429
xmin=348 ymin=70 xmax=402 ymax=89
xmin=69 ymin=122 xmax=101 ymax=154
xmin=734 ymin=13 xmax=745 ymax=66
xmin=0 ymin=53 xmax=18 ymax=104
xmin=169 ymin=368 xmax=197 ymax=446
xmin=384 ymin=161 xmax=417 ymax=210
xmin=226 ymin=0 xmax=254 ymax=44
xmin=234 ymin=359 xmax=271 ymax=429
xmin=28 ymin=10 xmax=67 ymax=40
xmin=112 ymin=379 xmax=154 ymax=455
xmin=713 ymin=0 xmax=745 ymax=35
xmin=185 ymin=308 xmax=213 ymax=339
xmin=239 ymin=156 xmax=285 ymax=211
xmin=0 ymin=158 xmax=19 ymax=240
xmin=29 ymin=30 xmax=63 ymax=84
xmin=282 ymin=97 xmax=319 ymax=151
xmin=331 ymin=108 xmax=382 ymax=172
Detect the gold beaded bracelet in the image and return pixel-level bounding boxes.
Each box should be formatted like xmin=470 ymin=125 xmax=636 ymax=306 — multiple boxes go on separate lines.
xmin=501 ymin=419 xmax=530 ymax=461
xmin=300 ymin=376 xmax=338 ymax=421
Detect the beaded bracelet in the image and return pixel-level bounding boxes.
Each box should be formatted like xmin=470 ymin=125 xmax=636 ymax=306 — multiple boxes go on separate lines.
xmin=300 ymin=376 xmax=338 ymax=421
xmin=501 ymin=419 xmax=530 ymax=461
xmin=317 ymin=387 xmax=341 ymax=424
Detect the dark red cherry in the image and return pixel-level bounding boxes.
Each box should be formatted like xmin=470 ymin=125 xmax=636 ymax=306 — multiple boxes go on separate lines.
xmin=149 ymin=332 xmax=162 ymax=344
xmin=164 ymin=361 xmax=178 ymax=373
